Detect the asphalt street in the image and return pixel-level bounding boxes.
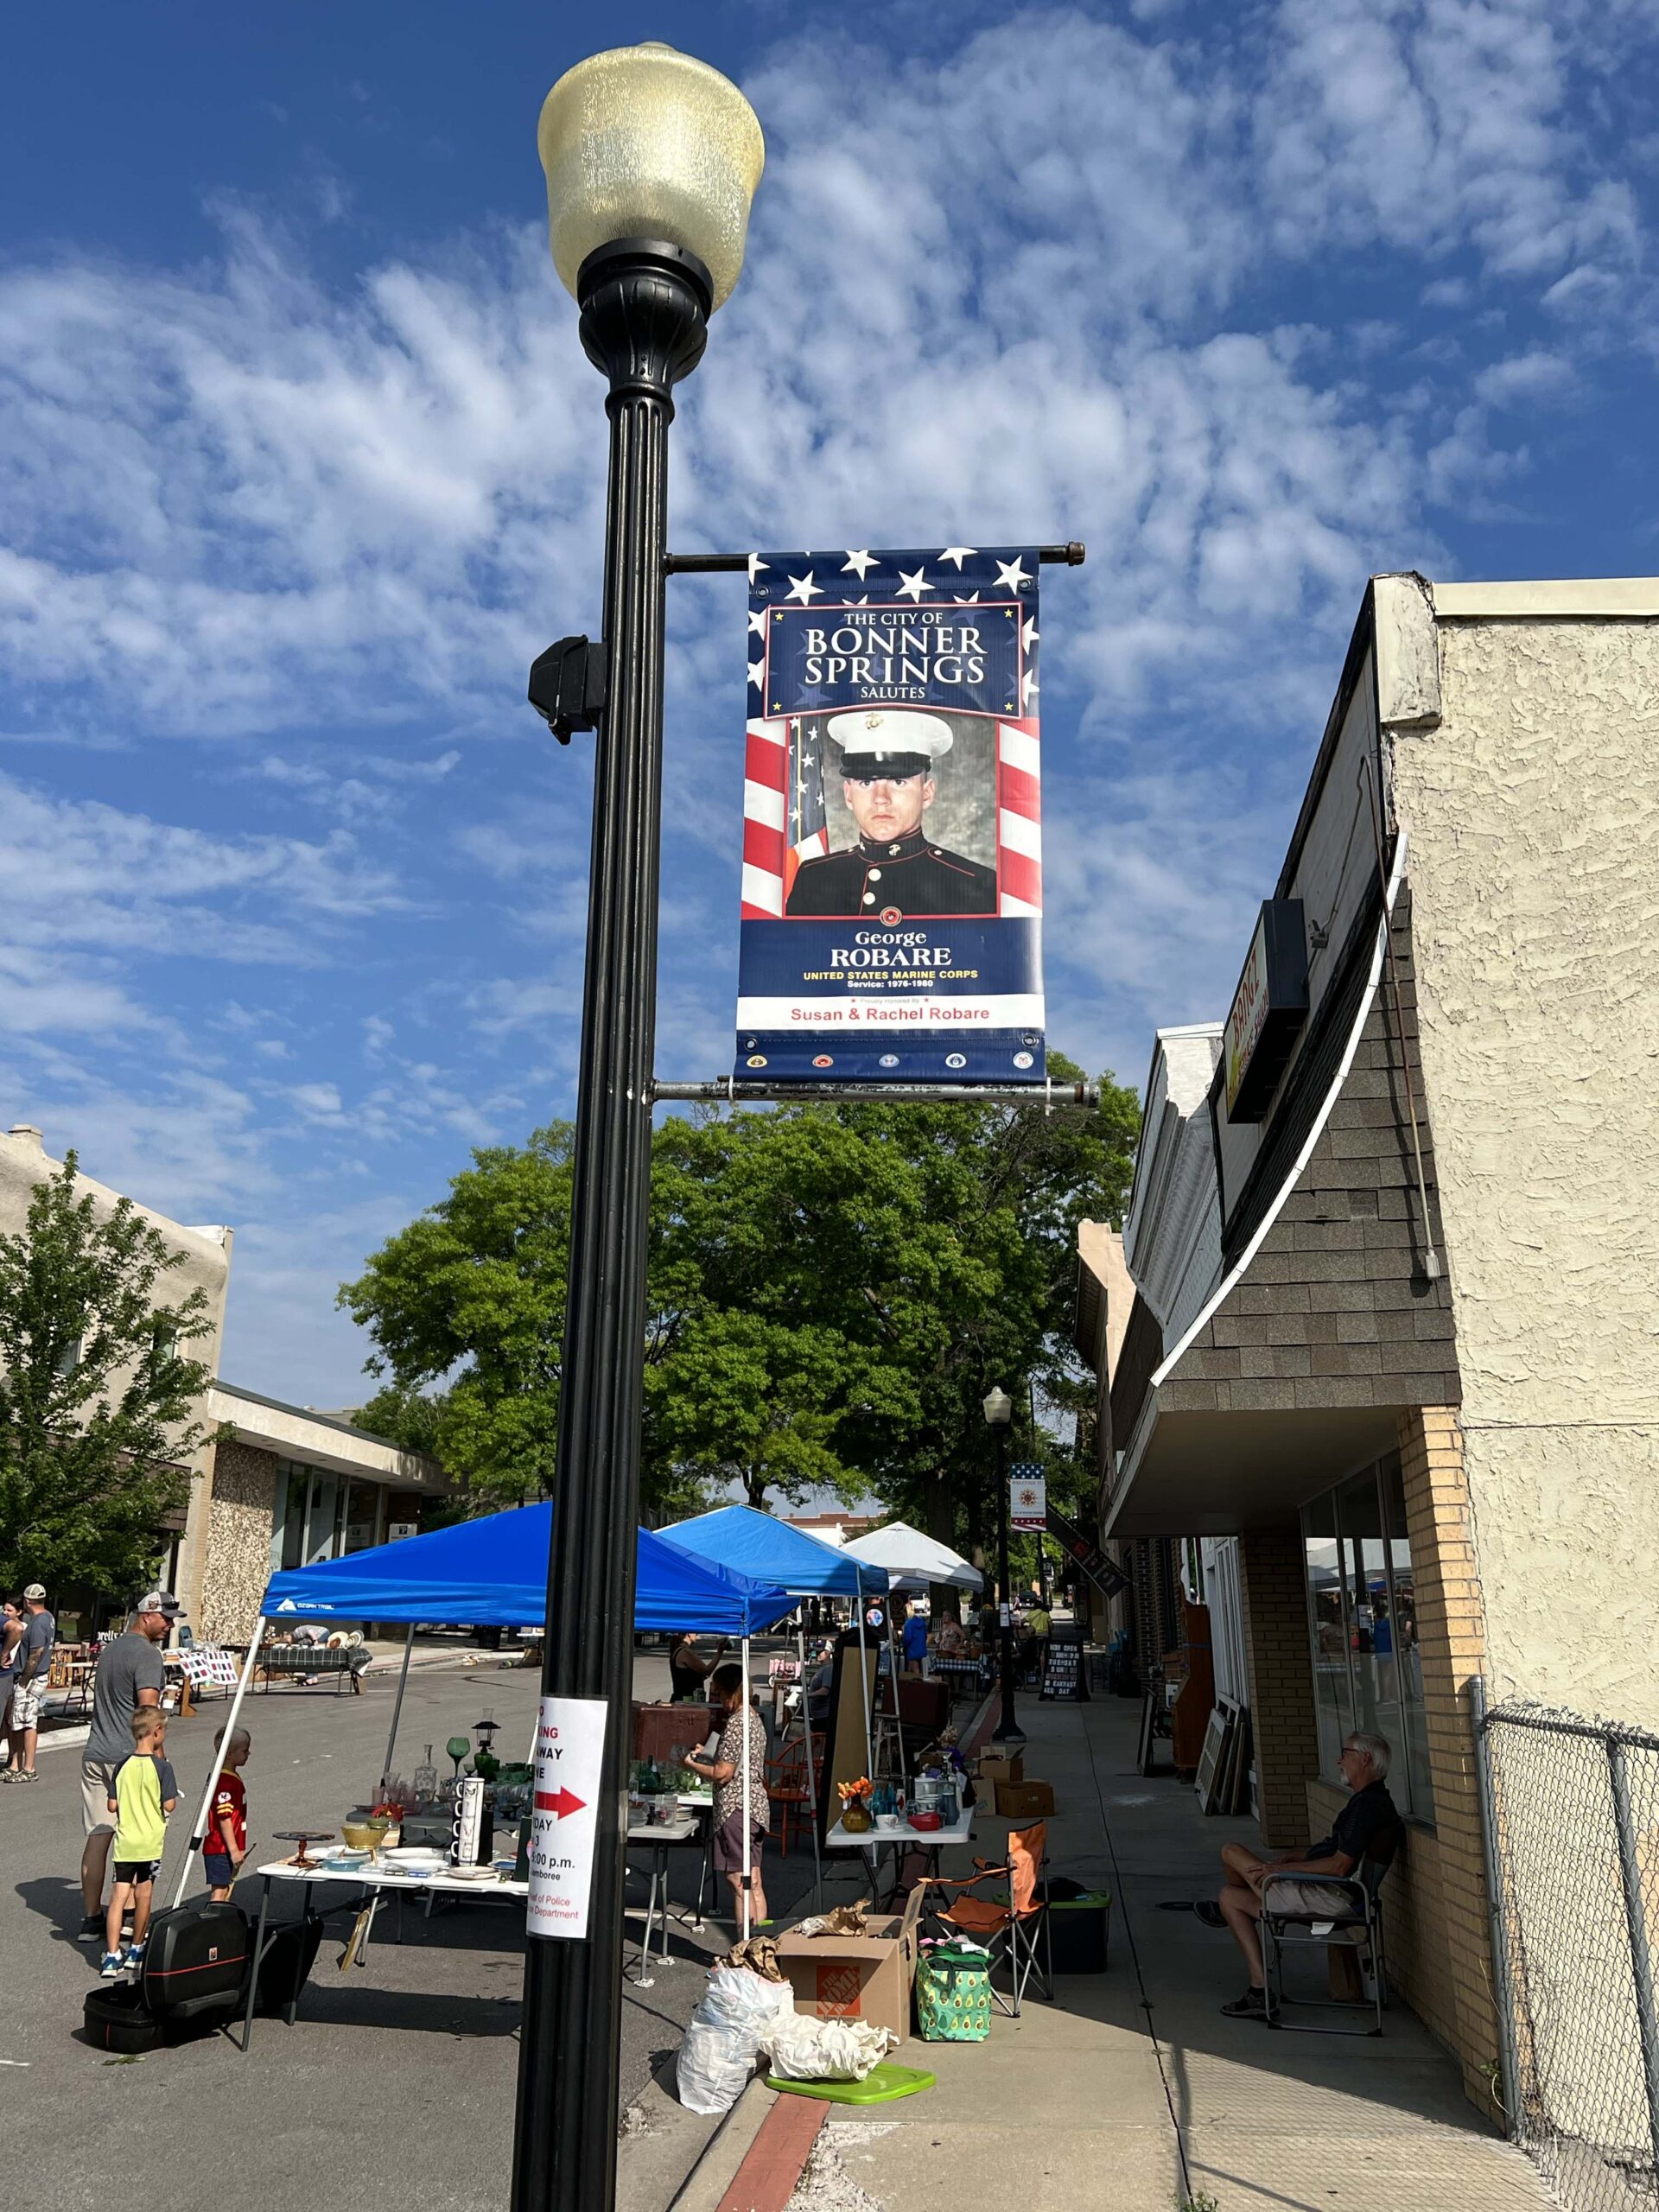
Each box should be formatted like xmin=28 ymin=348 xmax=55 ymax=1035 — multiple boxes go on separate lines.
xmin=1 ymin=1646 xmax=845 ymax=2211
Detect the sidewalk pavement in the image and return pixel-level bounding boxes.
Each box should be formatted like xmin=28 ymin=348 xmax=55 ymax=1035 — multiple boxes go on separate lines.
xmin=684 ymin=1688 xmax=1554 ymax=2212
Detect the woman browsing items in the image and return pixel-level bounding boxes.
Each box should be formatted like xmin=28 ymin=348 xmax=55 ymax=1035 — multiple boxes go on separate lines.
xmin=683 ymin=1662 xmax=770 ymax=1929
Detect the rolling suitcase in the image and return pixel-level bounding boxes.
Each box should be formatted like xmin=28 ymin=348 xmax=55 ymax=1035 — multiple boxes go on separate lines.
xmin=138 ymin=1901 xmax=251 ymax=2024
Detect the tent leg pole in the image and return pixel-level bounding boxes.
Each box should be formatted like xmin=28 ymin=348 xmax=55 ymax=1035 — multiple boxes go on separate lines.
xmin=741 ymin=1635 xmax=753 ymax=1941
xmin=798 ymin=1618 xmax=822 ymax=1912
xmin=890 ymin=1617 xmax=909 ymax=1796
xmin=380 ymin=1624 xmax=416 ymax=1789
xmin=857 ymin=1609 xmax=874 ymax=1783
xmin=172 ymin=1619 xmax=265 ymax=1910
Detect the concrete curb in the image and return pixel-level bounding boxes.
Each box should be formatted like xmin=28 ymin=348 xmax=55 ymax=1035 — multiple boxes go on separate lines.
xmin=667 ymin=2079 xmax=778 ymax=2212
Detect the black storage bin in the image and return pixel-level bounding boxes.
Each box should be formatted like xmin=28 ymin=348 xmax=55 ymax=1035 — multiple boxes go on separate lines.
xmin=84 ymin=1983 xmax=163 ymax=2055
xmin=1047 ymin=1893 xmax=1111 ymax=1974
xmin=139 ymin=1901 xmax=251 ymax=2022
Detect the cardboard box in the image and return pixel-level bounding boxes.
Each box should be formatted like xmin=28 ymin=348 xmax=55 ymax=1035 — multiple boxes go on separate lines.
xmin=995 ymin=1779 xmax=1056 ymax=1820
xmin=775 ymin=1888 xmax=922 ymax=2044
xmin=976 ymin=1750 xmax=1024 ymax=1786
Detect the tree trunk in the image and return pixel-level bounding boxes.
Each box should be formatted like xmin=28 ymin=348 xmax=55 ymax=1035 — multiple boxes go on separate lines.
xmin=925 ymin=1465 xmax=959 ymax=1623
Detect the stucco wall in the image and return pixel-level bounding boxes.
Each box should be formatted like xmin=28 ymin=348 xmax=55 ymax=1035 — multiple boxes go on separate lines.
xmin=1389 ymin=617 xmax=1659 ymax=1725
xmin=200 ymin=1438 xmax=277 ymax=1644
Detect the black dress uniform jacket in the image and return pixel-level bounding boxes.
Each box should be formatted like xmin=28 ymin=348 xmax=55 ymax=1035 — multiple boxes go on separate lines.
xmin=785 ymin=828 xmax=998 ymax=918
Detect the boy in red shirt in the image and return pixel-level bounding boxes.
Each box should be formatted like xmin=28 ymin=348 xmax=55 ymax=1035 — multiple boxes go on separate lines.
xmin=205 ymin=1724 xmax=251 ymax=1900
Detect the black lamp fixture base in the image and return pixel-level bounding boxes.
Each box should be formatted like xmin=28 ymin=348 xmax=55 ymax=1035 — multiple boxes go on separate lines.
xmin=576 ymin=238 xmax=712 ymax=410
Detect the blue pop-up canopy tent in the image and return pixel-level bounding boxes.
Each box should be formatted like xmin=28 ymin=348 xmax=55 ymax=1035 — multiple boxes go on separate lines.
xmin=260 ymin=1501 xmax=795 ymax=1635
xmin=658 ymin=1503 xmax=889 ymax=1601
xmin=173 ymin=1504 xmax=795 ymax=1912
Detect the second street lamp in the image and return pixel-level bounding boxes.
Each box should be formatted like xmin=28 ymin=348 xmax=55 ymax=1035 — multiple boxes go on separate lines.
xmin=513 ymin=45 xmax=764 ymax=2212
xmin=982 ymin=1385 xmax=1024 ymax=1746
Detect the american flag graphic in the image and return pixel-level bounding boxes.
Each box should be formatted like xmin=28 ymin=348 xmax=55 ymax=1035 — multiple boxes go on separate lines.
xmin=785 ymin=717 xmax=829 ymax=900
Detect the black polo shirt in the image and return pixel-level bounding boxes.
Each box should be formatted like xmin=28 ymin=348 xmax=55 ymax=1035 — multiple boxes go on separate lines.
xmin=1311 ymin=1779 xmax=1403 ymax=1868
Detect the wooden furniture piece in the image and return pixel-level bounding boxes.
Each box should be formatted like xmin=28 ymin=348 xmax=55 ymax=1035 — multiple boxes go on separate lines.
xmin=1163 ymin=1599 xmax=1214 ymax=1777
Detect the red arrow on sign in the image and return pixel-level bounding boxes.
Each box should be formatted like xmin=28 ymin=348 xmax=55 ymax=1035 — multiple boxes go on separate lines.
xmin=535 ymin=1787 xmax=588 ymax=1820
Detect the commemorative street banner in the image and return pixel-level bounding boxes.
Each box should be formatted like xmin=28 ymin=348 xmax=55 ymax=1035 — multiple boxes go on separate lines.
xmin=736 ymin=546 xmax=1045 ymax=1083
xmin=1009 ymin=1463 xmax=1047 ymax=1532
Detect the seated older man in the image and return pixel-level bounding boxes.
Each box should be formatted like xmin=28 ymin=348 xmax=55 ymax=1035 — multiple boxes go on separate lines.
xmin=1200 ymin=1729 xmax=1402 ymax=2020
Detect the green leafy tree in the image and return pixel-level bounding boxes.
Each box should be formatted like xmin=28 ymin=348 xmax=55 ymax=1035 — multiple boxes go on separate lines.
xmin=340 ymin=1057 xmax=1138 ymax=1551
xmin=0 ymin=1154 xmax=216 ymax=1596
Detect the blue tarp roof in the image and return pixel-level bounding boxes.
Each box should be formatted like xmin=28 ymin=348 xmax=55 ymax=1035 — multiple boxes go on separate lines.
xmin=660 ymin=1504 xmax=889 ymax=1599
xmin=259 ymin=1502 xmax=796 ymax=1635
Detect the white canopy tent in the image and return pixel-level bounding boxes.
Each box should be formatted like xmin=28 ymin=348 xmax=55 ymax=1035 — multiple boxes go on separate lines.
xmin=841 ymin=1521 xmax=983 ymax=1594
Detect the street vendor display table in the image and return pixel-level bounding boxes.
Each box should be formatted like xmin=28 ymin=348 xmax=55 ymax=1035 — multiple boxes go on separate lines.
xmin=826 ymin=1806 xmax=976 ymax=1908
xmin=931 ymin=1656 xmax=984 ymax=1701
xmin=241 ymin=1858 xmax=529 ymax=2047
xmin=625 ymin=1815 xmax=702 ymax=1986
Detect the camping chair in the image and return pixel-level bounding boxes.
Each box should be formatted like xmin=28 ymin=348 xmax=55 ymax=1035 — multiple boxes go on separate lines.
xmin=1259 ymin=1855 xmax=1392 ymax=2036
xmin=921 ymin=1821 xmax=1053 ymax=2017
xmin=765 ymin=1732 xmax=823 ymax=1859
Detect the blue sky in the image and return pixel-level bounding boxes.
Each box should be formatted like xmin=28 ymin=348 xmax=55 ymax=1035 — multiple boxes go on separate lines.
xmin=3 ymin=0 xmax=1657 ymax=1403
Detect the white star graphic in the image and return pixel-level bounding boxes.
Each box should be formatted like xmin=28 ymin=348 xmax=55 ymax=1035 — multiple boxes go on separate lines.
xmin=748 ymin=660 xmax=766 ymax=691
xmin=849 ymin=594 xmax=869 ymax=607
xmin=747 ymin=554 xmax=769 ymax=585
xmin=896 ymin=567 xmax=931 ymax=602
xmin=995 ymin=556 xmax=1032 ymax=593
xmin=1021 ymin=616 xmax=1039 ymax=652
xmin=938 ymin=546 xmax=978 ymax=569
xmin=785 ymin=570 xmax=823 ymax=606
xmin=842 ymin=550 xmax=878 ymax=579
xmin=952 ymin=592 xmax=981 ymax=605
xmin=748 ymin=608 xmax=768 ymax=639
xmin=1020 ymin=665 xmax=1039 ymax=709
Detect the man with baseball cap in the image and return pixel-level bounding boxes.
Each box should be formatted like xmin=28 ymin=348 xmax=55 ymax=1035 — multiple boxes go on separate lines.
xmin=784 ymin=709 xmax=999 ymax=919
xmin=77 ymin=1589 xmax=180 ymax=1942
xmin=3 ymin=1584 xmax=55 ymax=1783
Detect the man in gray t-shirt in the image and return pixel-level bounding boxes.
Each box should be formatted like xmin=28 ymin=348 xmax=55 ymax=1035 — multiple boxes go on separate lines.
xmin=79 ymin=1590 xmax=177 ymax=1942
xmin=3 ymin=1585 xmax=55 ymax=1780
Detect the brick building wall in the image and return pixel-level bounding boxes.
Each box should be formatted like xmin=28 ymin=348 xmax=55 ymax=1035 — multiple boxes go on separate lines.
xmin=1237 ymin=1528 xmax=1320 ymax=1845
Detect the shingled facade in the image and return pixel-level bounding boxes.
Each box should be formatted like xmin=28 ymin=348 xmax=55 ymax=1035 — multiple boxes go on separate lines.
xmin=1093 ymin=572 xmax=1659 ymax=2115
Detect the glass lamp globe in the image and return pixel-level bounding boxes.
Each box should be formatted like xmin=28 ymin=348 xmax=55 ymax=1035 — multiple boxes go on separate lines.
xmin=982 ymin=1387 xmax=1013 ymax=1427
xmin=537 ymin=42 xmax=765 ymax=310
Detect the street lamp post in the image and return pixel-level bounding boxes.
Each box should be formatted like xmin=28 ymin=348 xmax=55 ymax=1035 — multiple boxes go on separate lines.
xmin=982 ymin=1387 xmax=1023 ymax=1745
xmin=513 ymin=47 xmax=763 ymax=2212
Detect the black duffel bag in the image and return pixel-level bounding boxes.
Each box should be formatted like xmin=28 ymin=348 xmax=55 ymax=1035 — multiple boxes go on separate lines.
xmin=84 ymin=1982 xmax=163 ymax=2055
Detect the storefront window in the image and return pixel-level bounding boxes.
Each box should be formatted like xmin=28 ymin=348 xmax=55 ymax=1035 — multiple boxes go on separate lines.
xmin=1301 ymin=1455 xmax=1433 ymax=1824
xmin=1302 ymin=1491 xmax=1351 ymax=1776
xmin=343 ymin=1479 xmax=382 ymax=1554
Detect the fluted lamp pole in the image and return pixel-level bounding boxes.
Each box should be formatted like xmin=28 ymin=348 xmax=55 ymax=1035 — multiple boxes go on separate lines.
xmin=982 ymin=1387 xmax=1023 ymax=1746
xmin=512 ymin=46 xmax=764 ymax=2212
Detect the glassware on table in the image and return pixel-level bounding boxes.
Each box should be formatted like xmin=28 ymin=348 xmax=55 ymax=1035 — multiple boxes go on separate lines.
xmin=413 ymin=1745 xmax=439 ymax=1802
xmin=446 ymin=1735 xmax=472 ymax=1783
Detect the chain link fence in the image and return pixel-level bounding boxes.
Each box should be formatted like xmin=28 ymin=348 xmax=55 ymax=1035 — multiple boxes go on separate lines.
xmin=1478 ymin=1692 xmax=1659 ymax=2209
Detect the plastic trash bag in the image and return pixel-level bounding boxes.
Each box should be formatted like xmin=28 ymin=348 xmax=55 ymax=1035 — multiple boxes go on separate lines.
xmin=676 ymin=1967 xmax=796 ymax=2115
xmin=760 ymin=2012 xmax=896 ymax=2082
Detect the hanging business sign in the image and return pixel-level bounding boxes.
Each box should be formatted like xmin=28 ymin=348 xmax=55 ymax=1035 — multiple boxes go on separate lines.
xmin=526 ymin=1694 xmax=607 ymax=1941
xmin=735 ymin=546 xmax=1045 ymax=1084
xmin=1009 ymin=1464 xmax=1047 ymax=1531
xmin=1222 ymin=899 xmax=1308 ymax=1122
xmin=1046 ymin=1501 xmax=1129 ymax=1600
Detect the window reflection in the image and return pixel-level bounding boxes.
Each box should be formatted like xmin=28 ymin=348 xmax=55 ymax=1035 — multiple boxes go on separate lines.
xmin=1300 ymin=1455 xmax=1434 ymax=1824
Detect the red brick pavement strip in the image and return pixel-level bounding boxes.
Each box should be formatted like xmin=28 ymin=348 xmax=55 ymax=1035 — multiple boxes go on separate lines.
xmin=715 ymin=2094 xmax=826 ymax=2212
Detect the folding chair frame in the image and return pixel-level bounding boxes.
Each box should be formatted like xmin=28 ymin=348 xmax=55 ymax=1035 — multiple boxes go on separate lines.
xmin=1259 ymin=1860 xmax=1389 ymax=2037
xmin=921 ymin=1839 xmax=1055 ymax=2018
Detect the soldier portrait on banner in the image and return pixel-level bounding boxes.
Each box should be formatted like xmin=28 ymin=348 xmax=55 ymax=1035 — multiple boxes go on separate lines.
xmin=735 ymin=547 xmax=1046 ymax=1085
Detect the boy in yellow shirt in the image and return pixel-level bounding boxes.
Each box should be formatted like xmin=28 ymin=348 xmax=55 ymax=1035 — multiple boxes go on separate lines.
xmin=103 ymin=1707 xmax=177 ymax=1978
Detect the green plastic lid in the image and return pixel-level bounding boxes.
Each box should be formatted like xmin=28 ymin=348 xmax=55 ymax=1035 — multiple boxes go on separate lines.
xmin=768 ymin=2062 xmax=937 ymax=2105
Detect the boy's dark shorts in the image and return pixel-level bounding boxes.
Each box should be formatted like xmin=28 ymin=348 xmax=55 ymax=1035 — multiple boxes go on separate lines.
xmin=113 ymin=1859 xmax=159 ymax=1885
xmin=203 ymin=1851 xmax=237 ymax=1887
